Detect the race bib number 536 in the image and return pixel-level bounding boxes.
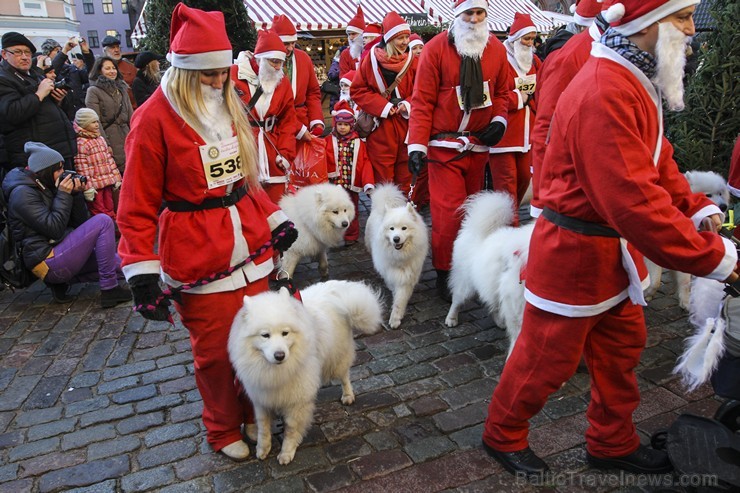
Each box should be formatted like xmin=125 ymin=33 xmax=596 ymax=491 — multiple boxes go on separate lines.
xmin=199 ymin=136 xmax=244 ymax=189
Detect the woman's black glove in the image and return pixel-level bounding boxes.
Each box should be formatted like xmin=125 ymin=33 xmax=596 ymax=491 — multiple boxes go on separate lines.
xmin=272 ymin=221 xmax=298 ymax=253
xmin=129 ymin=274 xmax=171 ymax=321
xmin=408 ymin=151 xmax=427 ymax=176
xmin=478 ymin=121 xmax=506 ymax=147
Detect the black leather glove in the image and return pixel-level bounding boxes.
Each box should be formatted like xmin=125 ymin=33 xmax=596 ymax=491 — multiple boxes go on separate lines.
xmin=129 ymin=274 xmax=171 ymax=321
xmin=272 ymin=220 xmax=298 ymax=253
xmin=408 ymin=151 xmax=427 ymax=176
xmin=478 ymin=121 xmax=506 ymax=147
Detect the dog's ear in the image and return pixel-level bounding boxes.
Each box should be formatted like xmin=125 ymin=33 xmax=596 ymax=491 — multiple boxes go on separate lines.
xmin=406 ymin=202 xmax=415 ymax=213
xmin=242 ymin=295 xmax=251 ymax=310
xmin=315 ymin=191 xmax=324 ymax=204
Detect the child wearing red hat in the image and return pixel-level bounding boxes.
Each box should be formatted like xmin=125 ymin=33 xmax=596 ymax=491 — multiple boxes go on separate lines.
xmin=324 ymin=100 xmax=375 ymax=244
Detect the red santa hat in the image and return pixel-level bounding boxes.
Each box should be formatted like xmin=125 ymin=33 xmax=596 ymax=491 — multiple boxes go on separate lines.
xmin=254 ymin=29 xmax=287 ymax=61
xmin=382 ymin=12 xmax=411 ymax=43
xmin=167 ymin=3 xmax=232 ymax=70
xmin=363 ymin=23 xmax=382 ymax=39
xmin=332 ymin=100 xmax=355 ymax=123
xmin=347 ymin=6 xmax=366 ymax=35
xmin=408 ymin=33 xmax=424 ymax=49
xmin=508 ymin=12 xmax=537 ymax=42
xmin=605 ymin=0 xmax=700 ymax=36
xmin=729 ymin=135 xmax=740 ymax=199
xmin=570 ymin=0 xmax=604 ymax=27
xmin=340 ymin=69 xmax=356 ymax=87
xmin=452 ymin=0 xmax=489 ymax=17
xmin=271 ymin=14 xmax=298 ymax=43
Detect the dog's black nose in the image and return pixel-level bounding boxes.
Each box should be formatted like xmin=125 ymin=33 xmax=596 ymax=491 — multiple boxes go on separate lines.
xmin=720 ymin=203 xmax=728 ymax=212
xmin=342 ymin=221 xmax=349 ymax=228
xmin=393 ymin=236 xmax=400 ymax=243
xmin=274 ymin=351 xmax=285 ymax=362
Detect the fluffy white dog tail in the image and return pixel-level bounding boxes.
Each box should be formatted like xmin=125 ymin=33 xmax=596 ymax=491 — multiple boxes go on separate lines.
xmin=460 ymin=192 xmax=517 ymax=240
xmin=370 ymin=183 xmax=407 ymax=215
xmin=325 ymin=281 xmax=384 ymax=335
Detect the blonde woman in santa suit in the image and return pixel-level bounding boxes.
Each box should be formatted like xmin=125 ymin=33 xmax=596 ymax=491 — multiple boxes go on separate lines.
xmin=116 ymin=3 xmax=295 ymax=461
xmin=351 ymin=11 xmax=417 ymax=195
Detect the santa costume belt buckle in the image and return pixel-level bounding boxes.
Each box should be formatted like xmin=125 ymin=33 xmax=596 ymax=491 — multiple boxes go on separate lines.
xmin=264 ymin=116 xmax=276 ymax=132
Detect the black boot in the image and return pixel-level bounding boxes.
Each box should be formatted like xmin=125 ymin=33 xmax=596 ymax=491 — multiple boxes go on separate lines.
xmin=45 ymin=282 xmax=74 ymax=303
xmin=100 ymin=285 xmax=133 ymax=308
xmin=482 ymin=441 xmax=549 ymax=477
xmin=587 ymin=444 xmax=673 ymax=474
xmin=436 ymin=269 xmax=451 ymax=302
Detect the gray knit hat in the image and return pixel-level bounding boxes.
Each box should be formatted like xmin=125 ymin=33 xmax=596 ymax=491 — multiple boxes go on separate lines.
xmin=24 ymin=142 xmax=63 ymax=173
xmin=40 ymin=38 xmax=61 ymax=56
xmin=75 ymin=108 xmax=99 ymax=129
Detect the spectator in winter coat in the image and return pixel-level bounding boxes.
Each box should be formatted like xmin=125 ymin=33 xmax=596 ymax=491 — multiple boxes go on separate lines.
xmin=0 ymin=32 xmax=77 ymax=171
xmin=131 ymin=51 xmax=162 ymax=107
xmin=86 ymin=56 xmax=133 ymax=175
xmin=2 ymin=141 xmax=131 ymax=307
xmin=49 ymin=37 xmax=95 ymax=118
xmin=73 ymin=108 xmax=122 ymax=220
xmin=101 ymin=35 xmax=137 ymax=109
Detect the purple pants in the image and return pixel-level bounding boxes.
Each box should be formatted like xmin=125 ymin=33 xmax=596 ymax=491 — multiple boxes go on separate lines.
xmin=43 ymin=214 xmax=122 ymax=290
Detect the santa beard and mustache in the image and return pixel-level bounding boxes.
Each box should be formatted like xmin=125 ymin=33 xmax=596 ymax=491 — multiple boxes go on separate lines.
xmin=348 ymin=35 xmax=363 ymax=59
xmin=512 ymin=39 xmax=534 ymax=73
xmin=652 ymin=21 xmax=690 ymax=112
xmin=199 ymin=83 xmax=232 ymax=141
xmin=258 ymin=57 xmax=285 ymax=94
xmin=450 ymin=15 xmax=489 ymax=58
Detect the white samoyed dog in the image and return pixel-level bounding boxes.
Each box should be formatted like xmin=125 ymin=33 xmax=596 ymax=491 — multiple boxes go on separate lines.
xmin=278 ymin=183 xmax=355 ymax=278
xmin=228 ymin=280 xmax=383 ymax=465
xmin=644 ymin=170 xmax=730 ymax=310
xmin=445 ymin=192 xmax=534 ymax=356
xmin=365 ymin=184 xmax=429 ymax=328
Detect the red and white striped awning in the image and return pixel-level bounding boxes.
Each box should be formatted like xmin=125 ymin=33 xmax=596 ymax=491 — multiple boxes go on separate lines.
xmin=132 ymin=0 xmax=562 ymax=47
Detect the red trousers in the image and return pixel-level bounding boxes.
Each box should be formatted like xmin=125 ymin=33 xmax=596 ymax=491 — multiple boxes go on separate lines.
xmin=411 ymin=165 xmax=430 ymax=208
xmin=428 ymin=147 xmax=487 ymax=270
xmin=365 ymin=116 xmax=411 ymax=195
xmin=87 ymin=186 xmax=116 ymax=221
xmin=489 ymin=151 xmax=532 ymax=207
xmin=175 ymin=279 xmax=269 ymax=451
xmin=344 ymin=192 xmax=360 ymax=242
xmin=483 ymin=299 xmax=645 ymax=458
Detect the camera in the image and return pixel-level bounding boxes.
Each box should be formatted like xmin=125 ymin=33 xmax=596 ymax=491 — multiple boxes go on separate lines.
xmin=60 ymin=170 xmax=87 ymax=185
xmin=53 ymin=79 xmax=71 ymax=90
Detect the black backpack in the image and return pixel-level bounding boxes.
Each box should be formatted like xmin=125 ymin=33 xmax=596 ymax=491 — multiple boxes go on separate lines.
xmin=0 ymin=186 xmax=35 ymax=291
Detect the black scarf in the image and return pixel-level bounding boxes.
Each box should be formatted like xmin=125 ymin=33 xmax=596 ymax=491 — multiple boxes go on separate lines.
xmin=459 ymin=56 xmax=484 ymax=112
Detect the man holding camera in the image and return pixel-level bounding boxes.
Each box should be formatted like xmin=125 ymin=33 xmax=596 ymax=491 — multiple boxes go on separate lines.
xmin=0 ymin=32 xmax=77 ymax=172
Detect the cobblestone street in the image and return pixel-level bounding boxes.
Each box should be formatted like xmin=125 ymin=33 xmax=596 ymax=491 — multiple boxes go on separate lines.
xmin=0 ymin=196 xmax=723 ymax=492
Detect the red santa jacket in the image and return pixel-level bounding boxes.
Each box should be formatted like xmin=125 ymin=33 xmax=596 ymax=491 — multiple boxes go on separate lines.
xmin=324 ymin=134 xmax=375 ymax=194
xmin=231 ymin=65 xmax=298 ymax=184
xmin=408 ymin=31 xmax=511 ymax=156
xmin=530 ymin=23 xmax=602 ymax=214
xmin=117 ymin=87 xmax=288 ymax=293
xmin=286 ymin=48 xmax=324 ymax=137
xmin=351 ymin=47 xmax=417 ymax=125
xmin=527 ymin=43 xmax=735 ymax=317
xmin=490 ymin=42 xmax=541 ymax=154
xmin=339 ymin=47 xmax=359 ymax=79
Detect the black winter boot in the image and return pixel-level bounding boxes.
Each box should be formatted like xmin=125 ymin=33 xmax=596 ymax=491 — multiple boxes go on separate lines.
xmin=436 ymin=269 xmax=452 ymax=302
xmin=100 ymin=285 xmax=133 ymax=308
xmin=587 ymin=444 xmax=673 ymax=474
xmin=45 ymin=282 xmax=75 ymax=303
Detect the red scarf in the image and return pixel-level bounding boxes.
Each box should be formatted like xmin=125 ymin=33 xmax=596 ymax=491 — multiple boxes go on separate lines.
xmin=374 ymin=47 xmax=408 ymax=73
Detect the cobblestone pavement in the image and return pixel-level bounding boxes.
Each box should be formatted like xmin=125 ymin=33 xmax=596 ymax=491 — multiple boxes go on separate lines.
xmin=0 ymin=195 xmax=724 ymax=493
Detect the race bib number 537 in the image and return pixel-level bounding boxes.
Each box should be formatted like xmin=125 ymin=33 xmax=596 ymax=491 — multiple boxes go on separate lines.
xmin=199 ymin=136 xmax=244 ymax=189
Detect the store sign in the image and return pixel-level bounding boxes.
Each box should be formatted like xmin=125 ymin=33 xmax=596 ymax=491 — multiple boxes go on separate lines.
xmin=400 ymin=13 xmax=428 ymax=27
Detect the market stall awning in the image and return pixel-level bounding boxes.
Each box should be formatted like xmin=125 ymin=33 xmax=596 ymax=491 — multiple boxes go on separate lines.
xmin=132 ymin=0 xmax=563 ymax=47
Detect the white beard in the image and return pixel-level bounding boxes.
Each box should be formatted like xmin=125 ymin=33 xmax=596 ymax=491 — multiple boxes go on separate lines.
xmin=652 ymin=22 xmax=689 ymax=112
xmin=348 ymin=36 xmax=363 ymax=59
xmin=451 ymin=16 xmax=489 ymax=59
xmin=513 ymin=40 xmax=533 ymax=73
xmin=340 ymin=88 xmax=351 ymax=102
xmin=258 ymin=57 xmax=285 ymax=94
xmin=200 ymin=84 xmax=232 ymax=141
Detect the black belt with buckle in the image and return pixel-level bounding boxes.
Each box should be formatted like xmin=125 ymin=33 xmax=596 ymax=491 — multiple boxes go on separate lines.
xmin=542 ymin=207 xmax=620 ymax=237
xmin=166 ymin=186 xmax=248 ymax=212
xmin=430 ymin=131 xmax=476 ymax=140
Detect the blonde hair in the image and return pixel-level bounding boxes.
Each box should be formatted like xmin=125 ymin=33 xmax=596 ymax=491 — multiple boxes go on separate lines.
xmin=164 ymin=67 xmax=259 ymax=186
xmin=385 ymin=40 xmax=404 ymax=57
xmin=143 ymin=61 xmax=161 ymax=83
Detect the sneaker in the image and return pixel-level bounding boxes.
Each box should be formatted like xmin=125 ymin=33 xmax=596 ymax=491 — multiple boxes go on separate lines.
xmin=46 ymin=282 xmax=75 ymax=303
xmin=100 ymin=285 xmax=133 ymax=308
xmin=220 ymin=440 xmax=250 ymax=461
xmin=587 ymin=444 xmax=673 ymax=474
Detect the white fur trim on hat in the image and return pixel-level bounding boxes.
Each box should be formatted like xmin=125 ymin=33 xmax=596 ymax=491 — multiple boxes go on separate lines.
xmin=167 ymin=49 xmax=233 ymax=70
xmin=573 ymin=13 xmax=596 ymax=26
xmin=340 ymin=76 xmax=353 ymax=85
xmin=278 ymin=34 xmax=298 ymax=43
xmin=346 ymin=25 xmax=364 ymax=34
xmin=508 ymin=25 xmax=537 ymax=42
xmin=254 ymin=51 xmax=286 ymax=61
xmin=604 ymin=3 xmax=626 ymax=23
xmin=611 ymin=0 xmax=699 ymax=36
xmin=408 ymin=38 xmax=424 ymax=48
xmin=383 ymin=23 xmax=411 ymax=43
xmin=453 ymin=0 xmax=488 ymax=17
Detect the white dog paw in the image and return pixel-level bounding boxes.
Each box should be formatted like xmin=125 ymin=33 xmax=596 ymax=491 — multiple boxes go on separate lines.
xmin=341 ymin=393 xmax=355 ymax=405
xmin=388 ymin=314 xmax=401 ymax=329
xmin=444 ymin=315 xmax=458 ymax=327
xmin=277 ymin=450 xmax=295 ymax=465
xmin=256 ymin=443 xmax=271 ymax=460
